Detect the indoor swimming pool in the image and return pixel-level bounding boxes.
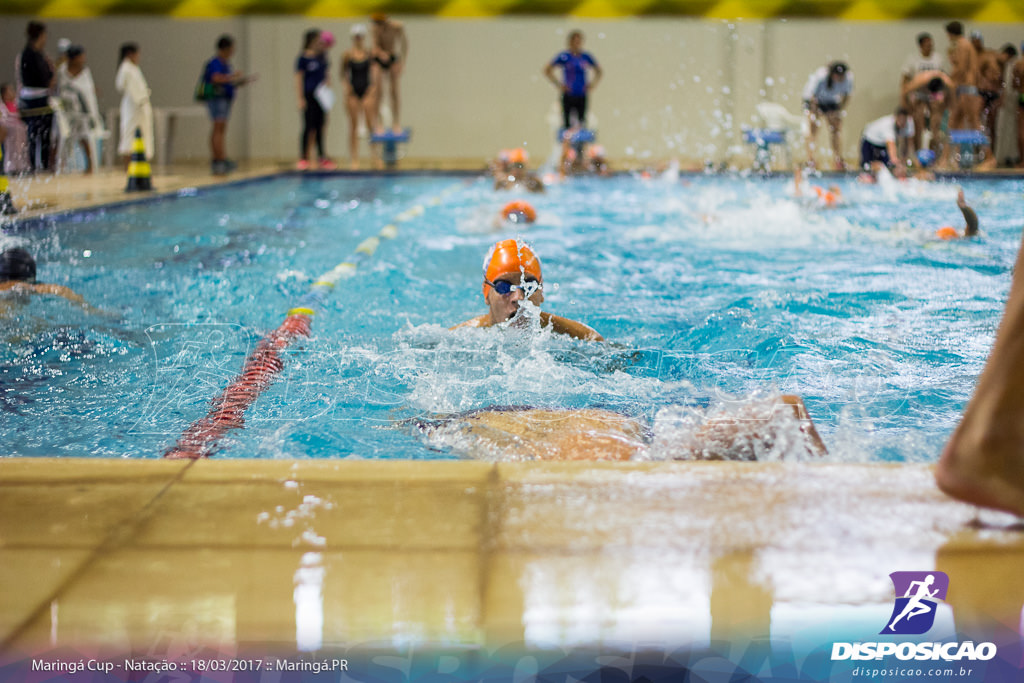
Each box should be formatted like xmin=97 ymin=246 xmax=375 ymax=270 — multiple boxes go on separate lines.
xmin=2 ymin=171 xmax=1021 ymax=461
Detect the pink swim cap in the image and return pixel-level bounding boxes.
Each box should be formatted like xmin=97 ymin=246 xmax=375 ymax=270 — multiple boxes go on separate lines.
xmin=320 ymin=30 xmax=335 ymax=47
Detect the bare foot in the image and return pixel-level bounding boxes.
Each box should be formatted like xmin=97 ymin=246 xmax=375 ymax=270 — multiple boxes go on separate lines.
xmin=975 ymin=157 xmax=998 ymax=172
xmin=935 ymin=418 xmax=1024 ymax=517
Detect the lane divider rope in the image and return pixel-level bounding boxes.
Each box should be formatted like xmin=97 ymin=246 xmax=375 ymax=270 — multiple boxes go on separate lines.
xmin=163 ymin=185 xmax=460 ymax=459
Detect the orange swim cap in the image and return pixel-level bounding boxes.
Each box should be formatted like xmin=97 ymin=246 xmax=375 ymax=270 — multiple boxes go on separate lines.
xmin=482 ymin=239 xmax=542 ymax=301
xmin=508 ymin=148 xmax=528 ymax=165
xmin=501 ymin=200 xmax=537 ymax=224
xmin=936 ymin=226 xmax=959 ymax=240
xmin=813 ymin=186 xmax=838 ymax=207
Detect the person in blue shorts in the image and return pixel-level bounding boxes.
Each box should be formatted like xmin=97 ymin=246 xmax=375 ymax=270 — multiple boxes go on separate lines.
xmin=203 ymin=35 xmax=254 ymax=176
xmin=544 ymin=30 xmax=603 ymax=131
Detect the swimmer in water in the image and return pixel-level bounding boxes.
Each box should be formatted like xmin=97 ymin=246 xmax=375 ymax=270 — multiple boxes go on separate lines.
xmin=450 ymin=238 xmax=602 ymax=341
xmin=499 ymin=200 xmax=537 ymax=226
xmin=934 ymin=190 xmax=979 ymax=240
xmin=493 ymin=148 xmax=545 ymax=193
xmin=408 ymin=394 xmax=827 ymax=462
xmin=794 ymin=166 xmax=842 ymax=207
xmin=0 ymin=247 xmax=95 ymax=317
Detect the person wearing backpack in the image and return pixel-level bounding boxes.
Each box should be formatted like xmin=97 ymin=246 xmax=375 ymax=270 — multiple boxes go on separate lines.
xmin=200 ymin=35 xmax=254 ymax=176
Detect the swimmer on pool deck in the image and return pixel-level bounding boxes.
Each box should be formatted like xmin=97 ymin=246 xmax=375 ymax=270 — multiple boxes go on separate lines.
xmin=0 ymin=247 xmax=98 ymax=316
xmin=450 ymin=238 xmax=602 ymax=341
xmin=934 ymin=190 xmax=979 ymax=240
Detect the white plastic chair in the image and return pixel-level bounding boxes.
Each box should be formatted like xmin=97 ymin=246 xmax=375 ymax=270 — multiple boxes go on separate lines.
xmin=50 ymin=94 xmax=109 ymax=173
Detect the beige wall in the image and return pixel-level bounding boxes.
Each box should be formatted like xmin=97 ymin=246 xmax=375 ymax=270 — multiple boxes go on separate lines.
xmin=3 ymin=15 xmax=1022 ymax=166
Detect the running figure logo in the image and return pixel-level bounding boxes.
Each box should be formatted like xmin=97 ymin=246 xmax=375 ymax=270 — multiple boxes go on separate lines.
xmin=881 ymin=571 xmax=950 ymax=635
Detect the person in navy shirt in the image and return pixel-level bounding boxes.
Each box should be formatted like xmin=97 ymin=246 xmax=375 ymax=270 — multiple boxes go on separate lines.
xmin=294 ymin=29 xmax=335 ymax=170
xmin=544 ymin=30 xmax=602 ymax=131
xmin=203 ymin=35 xmax=253 ymax=175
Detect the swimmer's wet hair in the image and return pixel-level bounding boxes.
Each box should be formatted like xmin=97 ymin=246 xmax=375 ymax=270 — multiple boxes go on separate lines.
xmin=0 ymin=247 xmax=37 ymax=283
xmin=946 ymin=21 xmax=963 ymax=36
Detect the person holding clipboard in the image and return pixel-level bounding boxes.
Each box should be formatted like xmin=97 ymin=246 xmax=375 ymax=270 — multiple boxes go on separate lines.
xmin=294 ymin=29 xmax=337 ymax=170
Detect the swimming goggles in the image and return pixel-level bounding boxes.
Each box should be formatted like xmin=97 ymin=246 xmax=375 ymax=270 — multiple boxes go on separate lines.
xmin=485 ymin=277 xmax=541 ymax=296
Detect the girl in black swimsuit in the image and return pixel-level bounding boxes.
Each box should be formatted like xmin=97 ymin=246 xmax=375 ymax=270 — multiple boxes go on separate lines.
xmin=342 ymin=26 xmax=378 ymax=169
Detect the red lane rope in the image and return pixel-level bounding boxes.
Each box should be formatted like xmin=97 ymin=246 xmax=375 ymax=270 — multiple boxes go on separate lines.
xmin=163 ymin=313 xmax=312 ymax=459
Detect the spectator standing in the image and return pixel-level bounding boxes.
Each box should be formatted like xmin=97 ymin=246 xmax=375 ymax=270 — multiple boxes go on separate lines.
xmin=202 ymin=35 xmax=254 ymax=176
xmin=544 ymin=30 xmax=602 ymax=131
xmin=115 ymin=43 xmax=154 ymax=163
xmin=18 ymin=21 xmax=55 ymax=173
xmin=294 ymin=29 xmax=335 ymax=170
xmin=369 ymin=14 xmax=408 ymax=133
xmin=341 ymin=24 xmax=378 ymax=169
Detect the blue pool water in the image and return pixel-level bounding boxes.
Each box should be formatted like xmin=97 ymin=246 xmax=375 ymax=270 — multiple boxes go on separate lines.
xmin=1 ymin=172 xmax=1021 ymax=460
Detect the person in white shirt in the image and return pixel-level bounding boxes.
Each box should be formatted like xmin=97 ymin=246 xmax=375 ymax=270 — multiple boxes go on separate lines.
xmin=802 ymin=61 xmax=854 ymax=170
xmin=115 ymin=42 xmax=153 ymax=163
xmin=859 ymin=108 xmax=915 ymax=176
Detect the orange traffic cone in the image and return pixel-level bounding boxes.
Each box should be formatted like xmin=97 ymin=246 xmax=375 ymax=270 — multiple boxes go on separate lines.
xmin=125 ymin=127 xmax=152 ymax=192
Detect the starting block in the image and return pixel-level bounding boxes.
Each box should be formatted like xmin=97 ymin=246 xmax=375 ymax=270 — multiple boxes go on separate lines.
xmin=558 ymin=128 xmax=596 ymax=145
xmin=742 ymin=127 xmax=787 ymax=171
xmin=948 ymin=129 xmax=989 ymax=169
xmin=370 ymin=128 xmax=411 ymax=169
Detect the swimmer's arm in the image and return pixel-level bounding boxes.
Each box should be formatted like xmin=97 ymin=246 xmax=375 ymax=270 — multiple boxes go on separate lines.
xmin=33 ymin=284 xmax=116 ymax=317
xmin=449 ymin=314 xmax=493 ymax=331
xmin=543 ymin=63 xmax=562 ymax=91
xmin=958 ymin=190 xmax=979 ymax=237
xmin=33 ymin=283 xmax=84 ymax=304
xmin=540 ymin=312 xmax=604 ymax=342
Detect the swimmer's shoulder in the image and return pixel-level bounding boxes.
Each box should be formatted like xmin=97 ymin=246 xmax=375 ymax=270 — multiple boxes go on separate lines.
xmin=540 ymin=312 xmax=603 ymax=342
xmin=449 ymin=314 xmax=493 ymax=331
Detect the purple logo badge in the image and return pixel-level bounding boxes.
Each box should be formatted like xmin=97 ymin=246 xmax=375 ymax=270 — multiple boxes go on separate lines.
xmin=881 ymin=571 xmax=949 ymax=635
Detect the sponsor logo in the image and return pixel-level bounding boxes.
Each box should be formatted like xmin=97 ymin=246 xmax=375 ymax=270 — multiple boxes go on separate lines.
xmin=830 ymin=571 xmax=997 ymax=663
xmin=882 ymin=571 xmax=949 ymax=635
